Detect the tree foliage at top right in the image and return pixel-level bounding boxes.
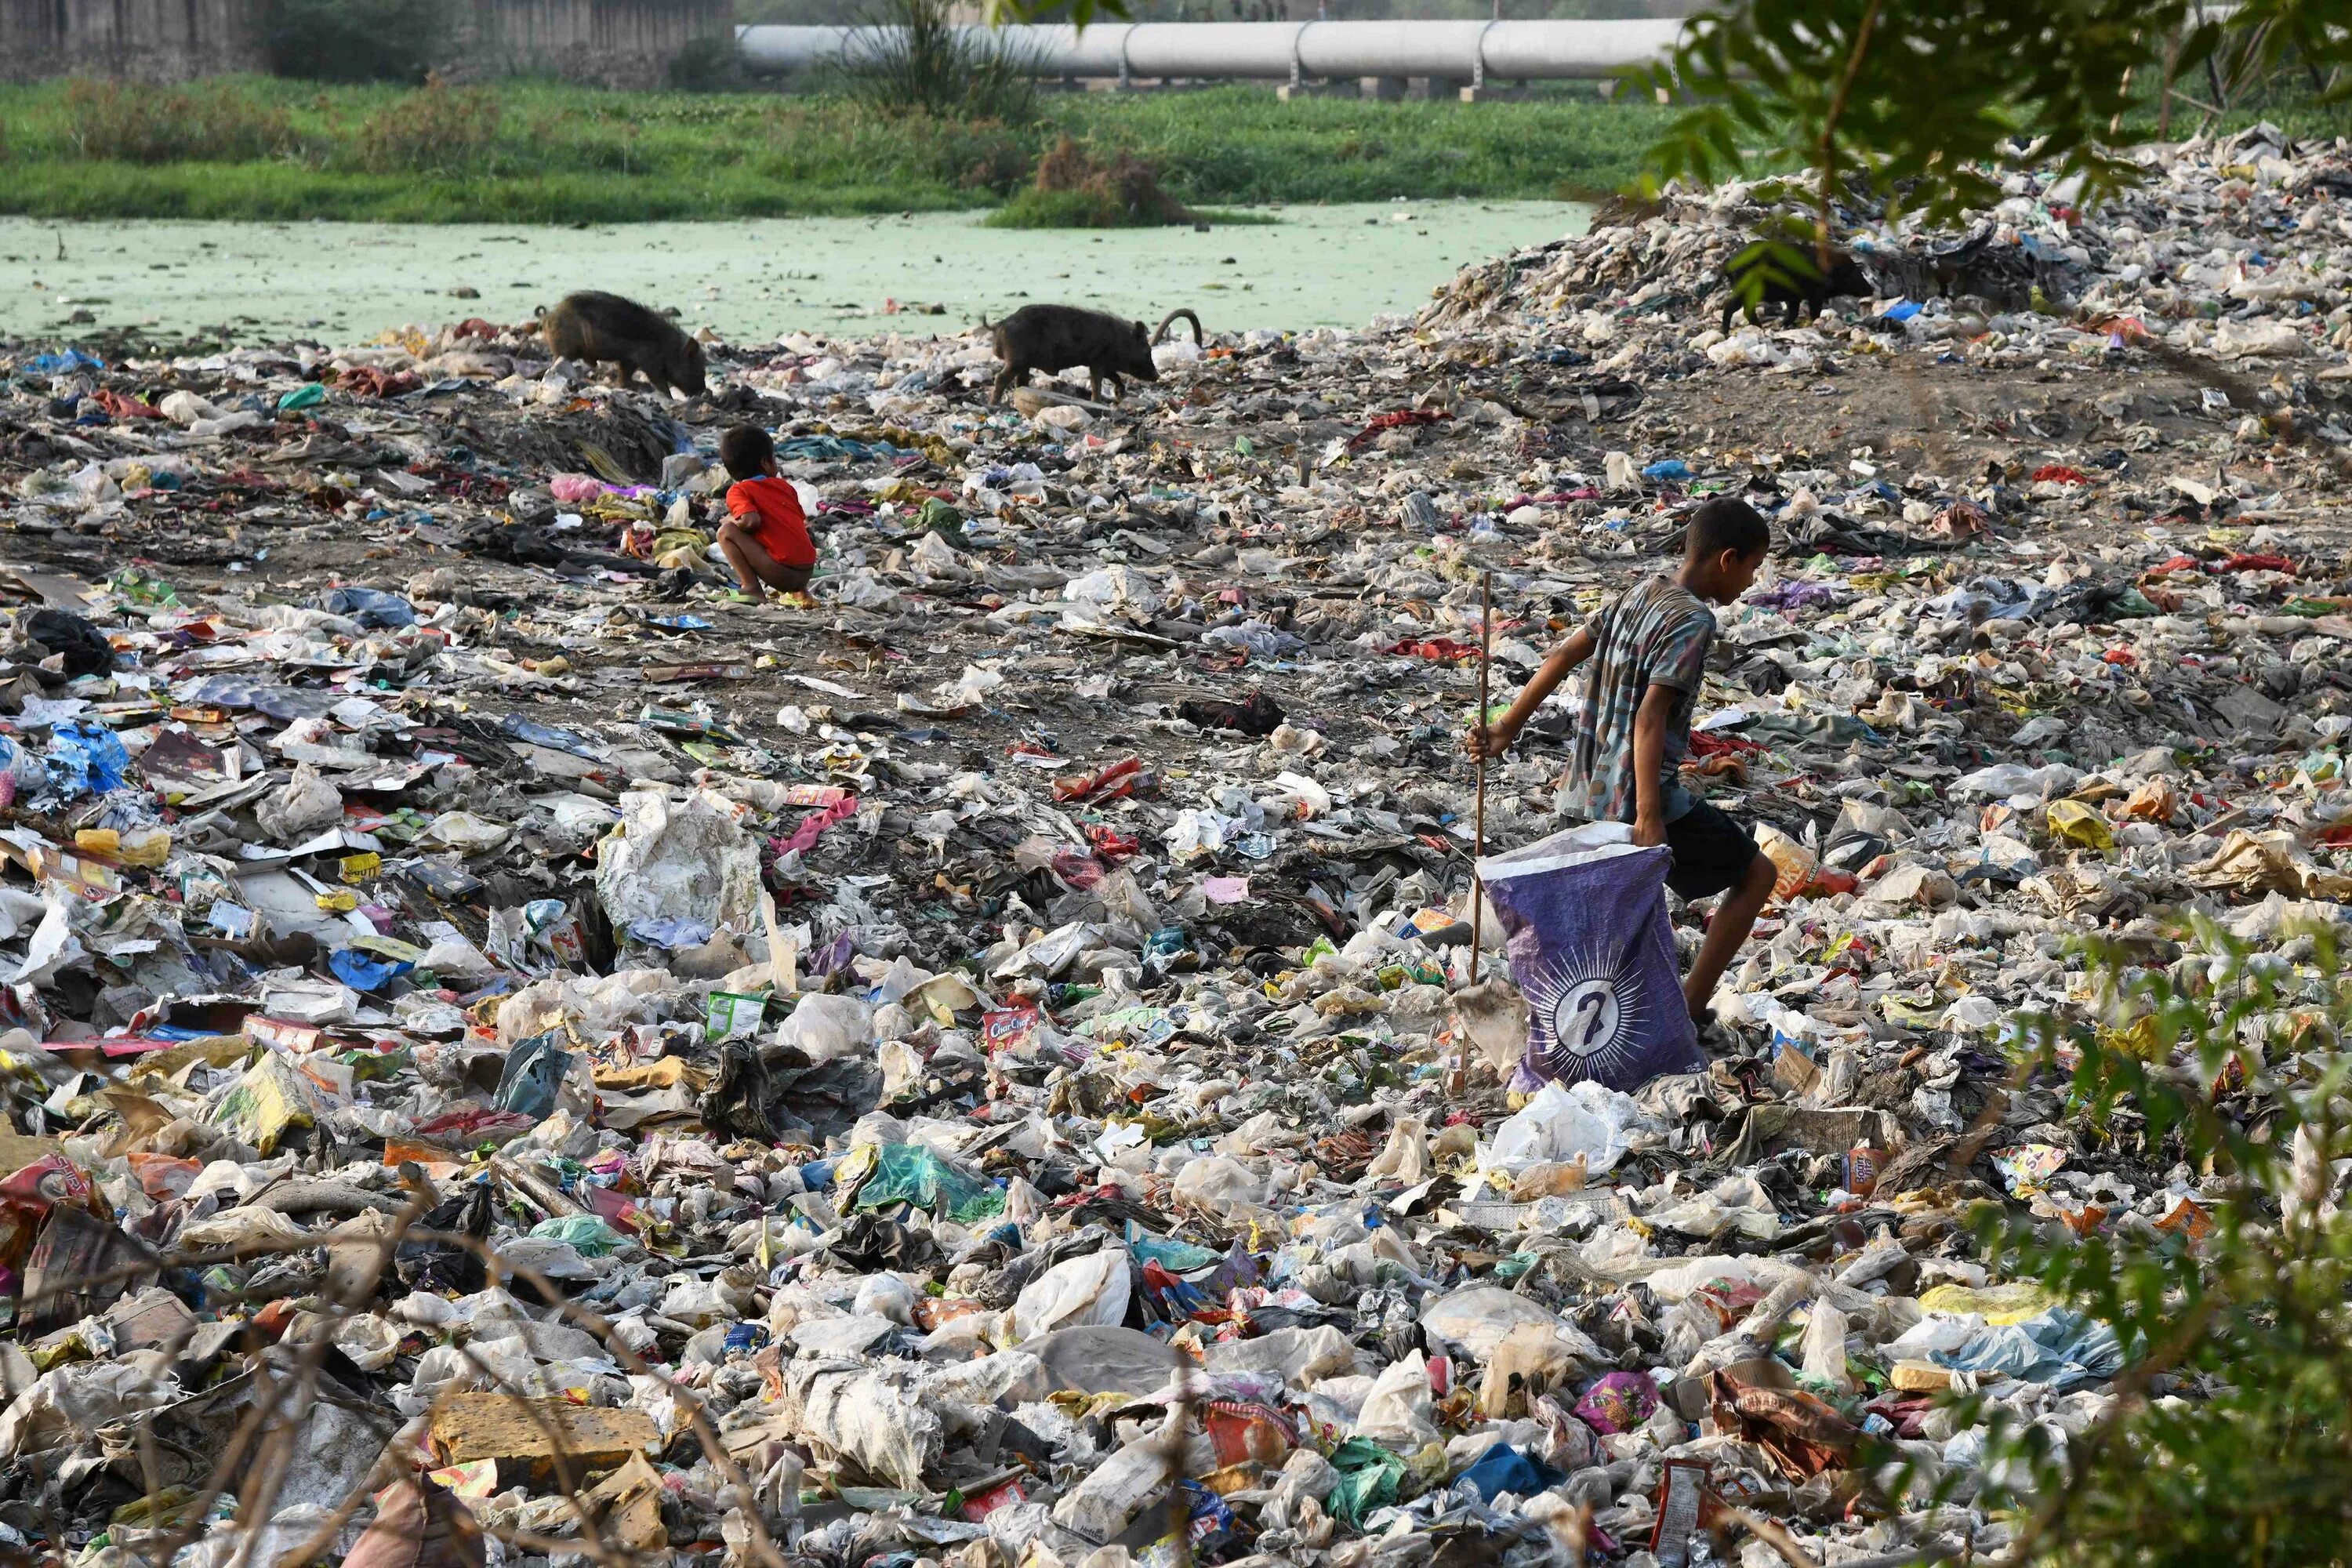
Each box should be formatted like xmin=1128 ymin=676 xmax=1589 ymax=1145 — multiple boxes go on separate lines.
xmin=1635 ymin=0 xmax=2352 ymax=250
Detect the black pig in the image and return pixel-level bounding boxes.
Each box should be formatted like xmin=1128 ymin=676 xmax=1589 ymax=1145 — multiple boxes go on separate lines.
xmin=988 ymin=305 xmax=1204 ymax=404
xmin=541 ymin=291 xmax=707 ymax=397
xmin=1719 ymin=247 xmax=1875 ymax=332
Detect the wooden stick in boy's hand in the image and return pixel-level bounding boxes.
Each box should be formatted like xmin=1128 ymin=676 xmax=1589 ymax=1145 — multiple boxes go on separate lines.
xmin=1463 ymin=498 xmax=1781 ymax=1036
xmin=1468 ymin=568 xmax=1492 ymax=989
xmin=1453 ymin=570 xmax=1497 ymax=1091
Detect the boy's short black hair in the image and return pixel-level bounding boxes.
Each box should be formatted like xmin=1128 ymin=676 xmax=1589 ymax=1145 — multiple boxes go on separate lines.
xmin=1683 ymin=496 xmax=1772 ymax=561
xmin=718 ymin=425 xmax=775 ymax=481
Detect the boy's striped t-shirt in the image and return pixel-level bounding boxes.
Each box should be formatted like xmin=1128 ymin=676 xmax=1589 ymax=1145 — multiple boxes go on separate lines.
xmin=1557 ymin=575 xmax=1715 ymax=825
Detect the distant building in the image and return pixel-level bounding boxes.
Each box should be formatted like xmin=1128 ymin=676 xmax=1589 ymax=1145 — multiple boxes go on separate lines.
xmin=445 ymin=0 xmax=736 ymax=85
xmin=0 ymin=0 xmax=264 ymax=81
xmin=0 ymin=0 xmax=732 ymax=85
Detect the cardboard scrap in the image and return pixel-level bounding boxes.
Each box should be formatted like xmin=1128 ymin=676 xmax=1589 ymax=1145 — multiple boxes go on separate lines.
xmin=428 ymin=1394 xmax=659 ymax=1479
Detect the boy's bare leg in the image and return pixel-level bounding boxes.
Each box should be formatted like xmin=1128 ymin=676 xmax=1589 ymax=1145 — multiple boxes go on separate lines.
xmin=715 ymin=524 xmax=769 ymax=600
xmin=717 ymin=522 xmax=807 ymax=601
xmin=1685 ymin=851 xmax=1775 ymax=1022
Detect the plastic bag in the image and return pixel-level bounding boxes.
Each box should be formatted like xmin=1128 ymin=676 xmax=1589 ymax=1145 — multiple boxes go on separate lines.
xmin=594 ymin=788 xmax=761 ymax=942
xmin=1326 ymin=1438 xmax=1406 ymax=1528
xmin=773 ymin=993 xmax=872 ymax=1062
xmin=773 ymin=1362 xmax=940 ymax=1491
xmin=494 ymin=1030 xmax=574 ymax=1118
xmin=1572 ymin=1370 xmax=1659 ymax=1435
xmin=316 ymin=586 xmax=416 ymax=630
xmin=19 ymin=1206 xmax=151 ymax=1338
xmin=1363 ymin=1117 xmax=1431 ymax=1184
xmin=397 ymin=1178 xmax=494 ymax=1294
xmin=699 ymin=1039 xmax=782 ymax=1144
xmin=1476 ymin=821 xmax=1700 ymax=1091
xmin=2046 ymin=799 xmax=2115 ymax=851
xmin=1011 ymin=1247 xmax=1131 ymax=1341
xmin=255 ymin=763 xmax=343 ymax=841
xmin=45 ymin=722 xmax=131 ymax=799
xmin=1051 ymin=1402 xmax=1186 ymax=1543
xmin=1352 ymin=1352 xmax=1439 ymax=1446
xmin=1951 ymin=762 xmax=2080 ymax=802
xmin=1459 ymin=1444 xmax=1565 ymax=1504
xmin=1481 ymin=1080 xmax=1642 ymax=1178
xmin=846 ymin=1142 xmax=1004 ymax=1225
xmin=1419 ymin=1284 xmax=1580 ymax=1360
xmin=1754 ymin=822 xmax=1818 ymax=901
xmin=23 ymin=610 xmax=113 ymax=677
xmin=529 ymin=1214 xmax=625 ymax=1257
xmin=1171 ymin=1153 xmax=1277 ymax=1231
xmin=208 ymin=1052 xmax=319 ymax=1155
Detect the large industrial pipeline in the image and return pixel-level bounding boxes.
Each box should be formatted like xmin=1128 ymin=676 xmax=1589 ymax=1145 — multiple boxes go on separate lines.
xmin=736 ymin=19 xmax=1685 ymax=93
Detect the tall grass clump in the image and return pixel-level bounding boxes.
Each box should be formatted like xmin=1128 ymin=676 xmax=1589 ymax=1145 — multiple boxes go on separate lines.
xmin=63 ymin=80 xmax=299 ymax=164
xmin=830 ymin=0 xmax=1040 ymax=125
xmin=351 ymin=76 xmax=503 ymax=173
xmin=987 ymin=134 xmax=1199 ymax=227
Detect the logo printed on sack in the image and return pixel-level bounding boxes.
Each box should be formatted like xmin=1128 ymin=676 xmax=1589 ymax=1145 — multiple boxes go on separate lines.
xmin=1479 ymin=824 xmax=1703 ymax=1091
xmin=1521 ymin=943 xmax=1652 ymax=1084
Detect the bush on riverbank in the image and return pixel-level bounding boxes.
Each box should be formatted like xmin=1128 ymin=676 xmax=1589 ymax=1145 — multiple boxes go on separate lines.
xmin=352 ymin=78 xmax=503 ymax=174
xmin=61 ymin=80 xmax=303 ymax=165
xmin=985 ymin=135 xmax=1196 ymax=227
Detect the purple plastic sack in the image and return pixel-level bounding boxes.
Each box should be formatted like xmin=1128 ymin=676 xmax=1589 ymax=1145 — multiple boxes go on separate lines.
xmin=1476 ymin=822 xmax=1700 ymax=1092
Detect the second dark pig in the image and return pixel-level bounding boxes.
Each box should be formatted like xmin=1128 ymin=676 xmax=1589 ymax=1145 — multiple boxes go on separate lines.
xmin=988 ymin=305 xmax=1204 ymax=404
xmin=540 ymin=291 xmax=707 ymax=397
xmin=1719 ymin=246 xmax=1875 ymax=332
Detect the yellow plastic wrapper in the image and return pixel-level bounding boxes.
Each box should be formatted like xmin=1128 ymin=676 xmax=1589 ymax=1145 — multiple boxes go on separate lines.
xmin=207 ymin=1052 xmax=318 ymax=1155
xmin=1918 ymin=1280 xmax=2059 ymax=1324
xmin=2046 ymin=798 xmax=2115 ymax=851
xmin=2106 ymin=1014 xmax=2169 ymax=1062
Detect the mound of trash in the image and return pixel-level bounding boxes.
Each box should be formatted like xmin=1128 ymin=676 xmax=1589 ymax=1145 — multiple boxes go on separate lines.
xmin=1427 ymin=121 xmax=2351 ymax=372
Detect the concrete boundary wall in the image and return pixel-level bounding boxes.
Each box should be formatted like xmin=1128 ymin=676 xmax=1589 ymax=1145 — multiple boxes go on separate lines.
xmin=447 ymin=0 xmax=732 ymax=88
xmin=0 ymin=0 xmax=730 ymax=85
xmin=0 ymin=0 xmax=266 ymax=83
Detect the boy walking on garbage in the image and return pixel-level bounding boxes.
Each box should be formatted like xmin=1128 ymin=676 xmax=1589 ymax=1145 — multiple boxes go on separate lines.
xmin=716 ymin=425 xmax=817 ymax=604
xmin=1468 ymin=496 xmax=1776 ymax=1029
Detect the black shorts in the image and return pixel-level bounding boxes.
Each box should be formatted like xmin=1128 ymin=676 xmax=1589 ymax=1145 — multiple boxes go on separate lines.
xmin=1664 ymin=800 xmax=1764 ymax=901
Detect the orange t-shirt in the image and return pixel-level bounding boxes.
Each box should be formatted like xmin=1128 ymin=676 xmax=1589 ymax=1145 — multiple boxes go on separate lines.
xmin=726 ymin=477 xmax=816 ymax=568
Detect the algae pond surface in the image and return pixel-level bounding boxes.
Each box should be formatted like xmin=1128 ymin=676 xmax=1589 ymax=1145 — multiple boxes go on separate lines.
xmin=0 ymin=201 xmax=1588 ymax=346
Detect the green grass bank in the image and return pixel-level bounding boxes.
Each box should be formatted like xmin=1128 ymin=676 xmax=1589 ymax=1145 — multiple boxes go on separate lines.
xmin=0 ymin=77 xmax=1660 ymax=224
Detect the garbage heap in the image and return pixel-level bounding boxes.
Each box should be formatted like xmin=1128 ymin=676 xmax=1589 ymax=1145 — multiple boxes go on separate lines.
xmin=0 ymin=122 xmax=2347 ymax=1568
